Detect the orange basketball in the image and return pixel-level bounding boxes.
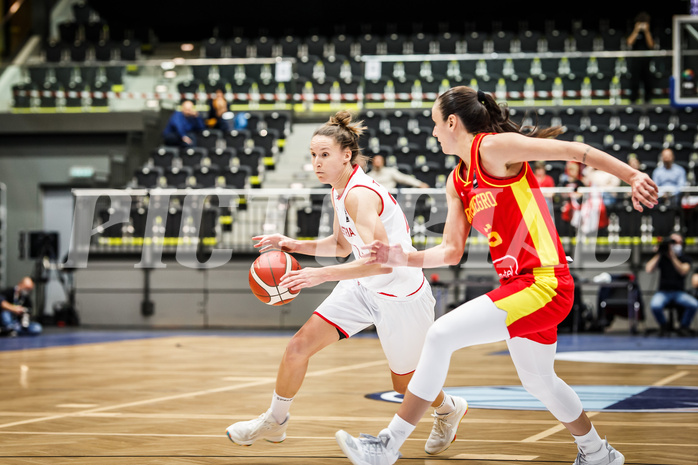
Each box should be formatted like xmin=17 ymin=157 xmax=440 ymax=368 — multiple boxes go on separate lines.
xmin=249 ymin=251 xmax=301 ymax=306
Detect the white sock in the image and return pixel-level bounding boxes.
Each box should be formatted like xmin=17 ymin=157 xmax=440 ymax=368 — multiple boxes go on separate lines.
xmin=270 ymin=391 xmax=293 ymax=424
xmin=573 ymin=425 xmax=605 ymax=458
xmin=434 ymin=393 xmax=455 ymax=415
xmin=380 ymin=414 xmax=416 ymax=451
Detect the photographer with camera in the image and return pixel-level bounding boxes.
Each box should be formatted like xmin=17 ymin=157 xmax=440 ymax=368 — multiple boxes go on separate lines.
xmin=0 ymin=277 xmax=42 ymax=337
xmin=626 ymin=11 xmax=655 ymax=104
xmin=645 ymin=233 xmax=698 ymax=336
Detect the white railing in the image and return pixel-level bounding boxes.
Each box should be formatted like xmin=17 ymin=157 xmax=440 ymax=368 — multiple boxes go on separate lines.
xmin=65 ymin=186 xmax=698 ymax=270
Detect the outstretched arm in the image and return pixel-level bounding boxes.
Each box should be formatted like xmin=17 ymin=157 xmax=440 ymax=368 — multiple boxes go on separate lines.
xmin=365 ymin=175 xmax=470 ymax=268
xmin=253 ymin=211 xmax=352 ymax=258
xmin=480 ymin=133 xmax=659 ymax=212
xmin=279 ymin=186 xmax=392 ymax=289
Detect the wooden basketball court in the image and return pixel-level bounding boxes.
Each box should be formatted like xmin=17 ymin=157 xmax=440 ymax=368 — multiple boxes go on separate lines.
xmin=0 ymin=330 xmax=696 ymax=464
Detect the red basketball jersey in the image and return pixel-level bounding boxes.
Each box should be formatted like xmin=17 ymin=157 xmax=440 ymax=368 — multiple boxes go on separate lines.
xmin=453 ymin=133 xmax=568 ymax=281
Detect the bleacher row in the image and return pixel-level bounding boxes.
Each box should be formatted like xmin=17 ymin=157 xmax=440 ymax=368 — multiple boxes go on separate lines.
xmin=11 ymin=55 xmax=671 ymax=113
xmin=12 ymin=2 xmax=675 ymax=113
xmin=131 ymin=111 xmax=292 ymax=190
xmin=177 ymin=53 xmax=672 ymax=105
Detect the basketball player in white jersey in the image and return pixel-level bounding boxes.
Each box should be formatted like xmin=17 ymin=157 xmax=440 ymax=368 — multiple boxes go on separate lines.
xmin=226 ymin=111 xmax=468 ymax=456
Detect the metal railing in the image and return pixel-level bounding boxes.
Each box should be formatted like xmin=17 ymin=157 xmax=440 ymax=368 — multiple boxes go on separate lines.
xmin=65 ymin=185 xmax=698 ymax=270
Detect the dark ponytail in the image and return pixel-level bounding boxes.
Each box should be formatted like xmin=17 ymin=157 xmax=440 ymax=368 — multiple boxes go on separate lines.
xmin=437 ymin=86 xmax=563 ymax=138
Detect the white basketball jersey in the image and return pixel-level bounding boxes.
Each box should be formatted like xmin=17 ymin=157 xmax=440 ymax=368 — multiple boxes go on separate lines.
xmin=332 ymin=165 xmax=425 ymax=297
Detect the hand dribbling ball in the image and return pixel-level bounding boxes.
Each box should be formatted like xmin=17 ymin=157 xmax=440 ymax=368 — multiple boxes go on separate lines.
xmin=249 ymin=251 xmax=301 ymax=306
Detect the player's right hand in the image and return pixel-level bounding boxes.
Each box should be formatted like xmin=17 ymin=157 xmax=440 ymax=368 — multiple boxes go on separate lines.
xmin=252 ymin=234 xmax=296 ymax=253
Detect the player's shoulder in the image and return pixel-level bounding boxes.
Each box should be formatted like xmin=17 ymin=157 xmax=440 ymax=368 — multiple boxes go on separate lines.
xmin=346 ymin=182 xmax=383 ymax=202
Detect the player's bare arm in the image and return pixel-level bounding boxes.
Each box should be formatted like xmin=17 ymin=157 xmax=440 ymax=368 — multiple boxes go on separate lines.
xmin=479 ymin=133 xmax=659 ymax=212
xmin=365 ymin=175 xmax=471 ymax=268
xmin=280 ymin=189 xmax=390 ymax=290
xmin=252 ymin=213 xmax=351 ymax=258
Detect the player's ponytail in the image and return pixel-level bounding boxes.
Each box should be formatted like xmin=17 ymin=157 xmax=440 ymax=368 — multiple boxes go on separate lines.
xmin=314 ymin=110 xmax=369 ymax=167
xmin=437 ymin=86 xmax=563 ymax=138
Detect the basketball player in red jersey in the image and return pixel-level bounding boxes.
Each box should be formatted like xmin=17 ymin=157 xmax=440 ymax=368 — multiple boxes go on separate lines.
xmin=227 ymin=111 xmax=467 ymax=455
xmin=336 ymin=87 xmax=658 ymax=465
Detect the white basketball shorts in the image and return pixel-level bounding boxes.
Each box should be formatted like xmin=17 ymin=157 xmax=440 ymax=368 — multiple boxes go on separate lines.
xmin=314 ymin=277 xmax=436 ymax=375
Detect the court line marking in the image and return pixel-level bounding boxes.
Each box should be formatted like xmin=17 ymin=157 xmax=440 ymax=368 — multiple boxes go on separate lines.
xmin=653 ymin=370 xmax=689 ymax=386
xmin=2 ymin=411 xmax=697 ymax=427
xmin=0 ymin=359 xmax=387 ymax=430
xmin=521 ymin=412 xmax=599 ymax=443
xmin=0 ymin=431 xmax=696 ymax=450
xmin=521 ymin=369 xmax=691 ymax=443
xmin=56 ymin=404 xmax=99 ymax=409
xmin=452 ymin=454 xmax=539 ymax=460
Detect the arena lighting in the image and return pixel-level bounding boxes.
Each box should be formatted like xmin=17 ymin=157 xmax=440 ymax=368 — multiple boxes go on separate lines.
xmin=1 ymin=0 xmax=25 ymax=26
xmin=180 ymin=43 xmax=194 ymax=52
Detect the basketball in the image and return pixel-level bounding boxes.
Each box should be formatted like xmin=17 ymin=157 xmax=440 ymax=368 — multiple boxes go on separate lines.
xmin=249 ymin=251 xmax=301 ymax=306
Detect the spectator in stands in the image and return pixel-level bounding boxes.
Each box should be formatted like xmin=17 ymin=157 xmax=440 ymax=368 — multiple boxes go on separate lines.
xmin=0 ymin=277 xmax=42 ymax=337
xmin=645 ymin=233 xmax=698 ymax=337
xmin=206 ymin=88 xmax=233 ymax=132
xmin=162 ymin=99 xmax=206 ymax=147
xmin=652 ymin=148 xmax=686 ymax=204
xmin=621 ymin=154 xmax=642 ymax=185
xmin=621 ymin=154 xmax=644 ymax=183
xmin=559 ymin=160 xmax=584 ymax=189
xmin=584 ymin=165 xmax=621 ymax=207
xmin=367 ymin=155 xmax=429 ymax=189
xmin=533 ymin=161 xmax=555 ymax=218
xmin=626 ymin=11 xmax=655 ymax=103
xmin=620 ymin=154 xmax=643 ymax=203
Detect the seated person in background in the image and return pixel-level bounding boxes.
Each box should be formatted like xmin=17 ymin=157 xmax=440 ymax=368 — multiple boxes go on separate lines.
xmin=367 ymin=155 xmax=429 ymax=189
xmin=0 ymin=277 xmax=42 ymax=337
xmin=162 ymin=99 xmax=206 ymax=147
xmin=533 ymin=161 xmax=555 ymax=219
xmin=645 ymin=233 xmax=698 ymax=336
xmin=206 ymin=88 xmax=233 ymax=132
xmin=620 ymin=154 xmax=642 ymax=187
xmin=652 ymin=148 xmax=686 ymax=204
xmin=558 ymin=160 xmax=584 ymax=189
xmin=584 ymin=165 xmax=621 ymax=207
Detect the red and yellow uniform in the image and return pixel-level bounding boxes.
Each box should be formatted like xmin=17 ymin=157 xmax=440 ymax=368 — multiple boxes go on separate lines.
xmin=453 ymin=132 xmax=574 ymax=344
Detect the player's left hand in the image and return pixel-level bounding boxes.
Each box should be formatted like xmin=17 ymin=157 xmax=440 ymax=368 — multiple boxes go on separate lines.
xmin=280 ymin=268 xmax=326 ymax=290
xmin=361 ymin=240 xmax=408 ymax=267
xmin=628 ymin=172 xmax=658 ymax=212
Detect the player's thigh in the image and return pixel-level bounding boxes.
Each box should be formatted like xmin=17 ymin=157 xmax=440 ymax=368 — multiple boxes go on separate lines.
xmin=287 ymin=313 xmax=342 ymax=358
xmin=314 ymin=280 xmax=376 ymax=337
xmin=374 ymin=290 xmax=435 ymax=375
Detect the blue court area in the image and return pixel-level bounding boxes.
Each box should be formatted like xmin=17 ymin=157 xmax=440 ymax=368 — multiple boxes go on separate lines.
xmin=0 ymin=326 xmax=389 ymax=351
xmin=550 ymin=333 xmax=698 ymax=352
xmin=2 ymin=329 xmax=698 ymax=352
xmin=0 ymin=327 xmax=297 ymax=352
xmin=368 ymin=385 xmax=698 ymax=412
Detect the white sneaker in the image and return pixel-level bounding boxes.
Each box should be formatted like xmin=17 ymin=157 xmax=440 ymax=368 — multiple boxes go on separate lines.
xmin=225 ymin=409 xmax=289 ymax=446
xmin=425 ymin=396 xmax=468 ymax=455
xmin=335 ymin=429 xmax=401 ymax=465
xmin=573 ymin=439 xmax=625 ymax=465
